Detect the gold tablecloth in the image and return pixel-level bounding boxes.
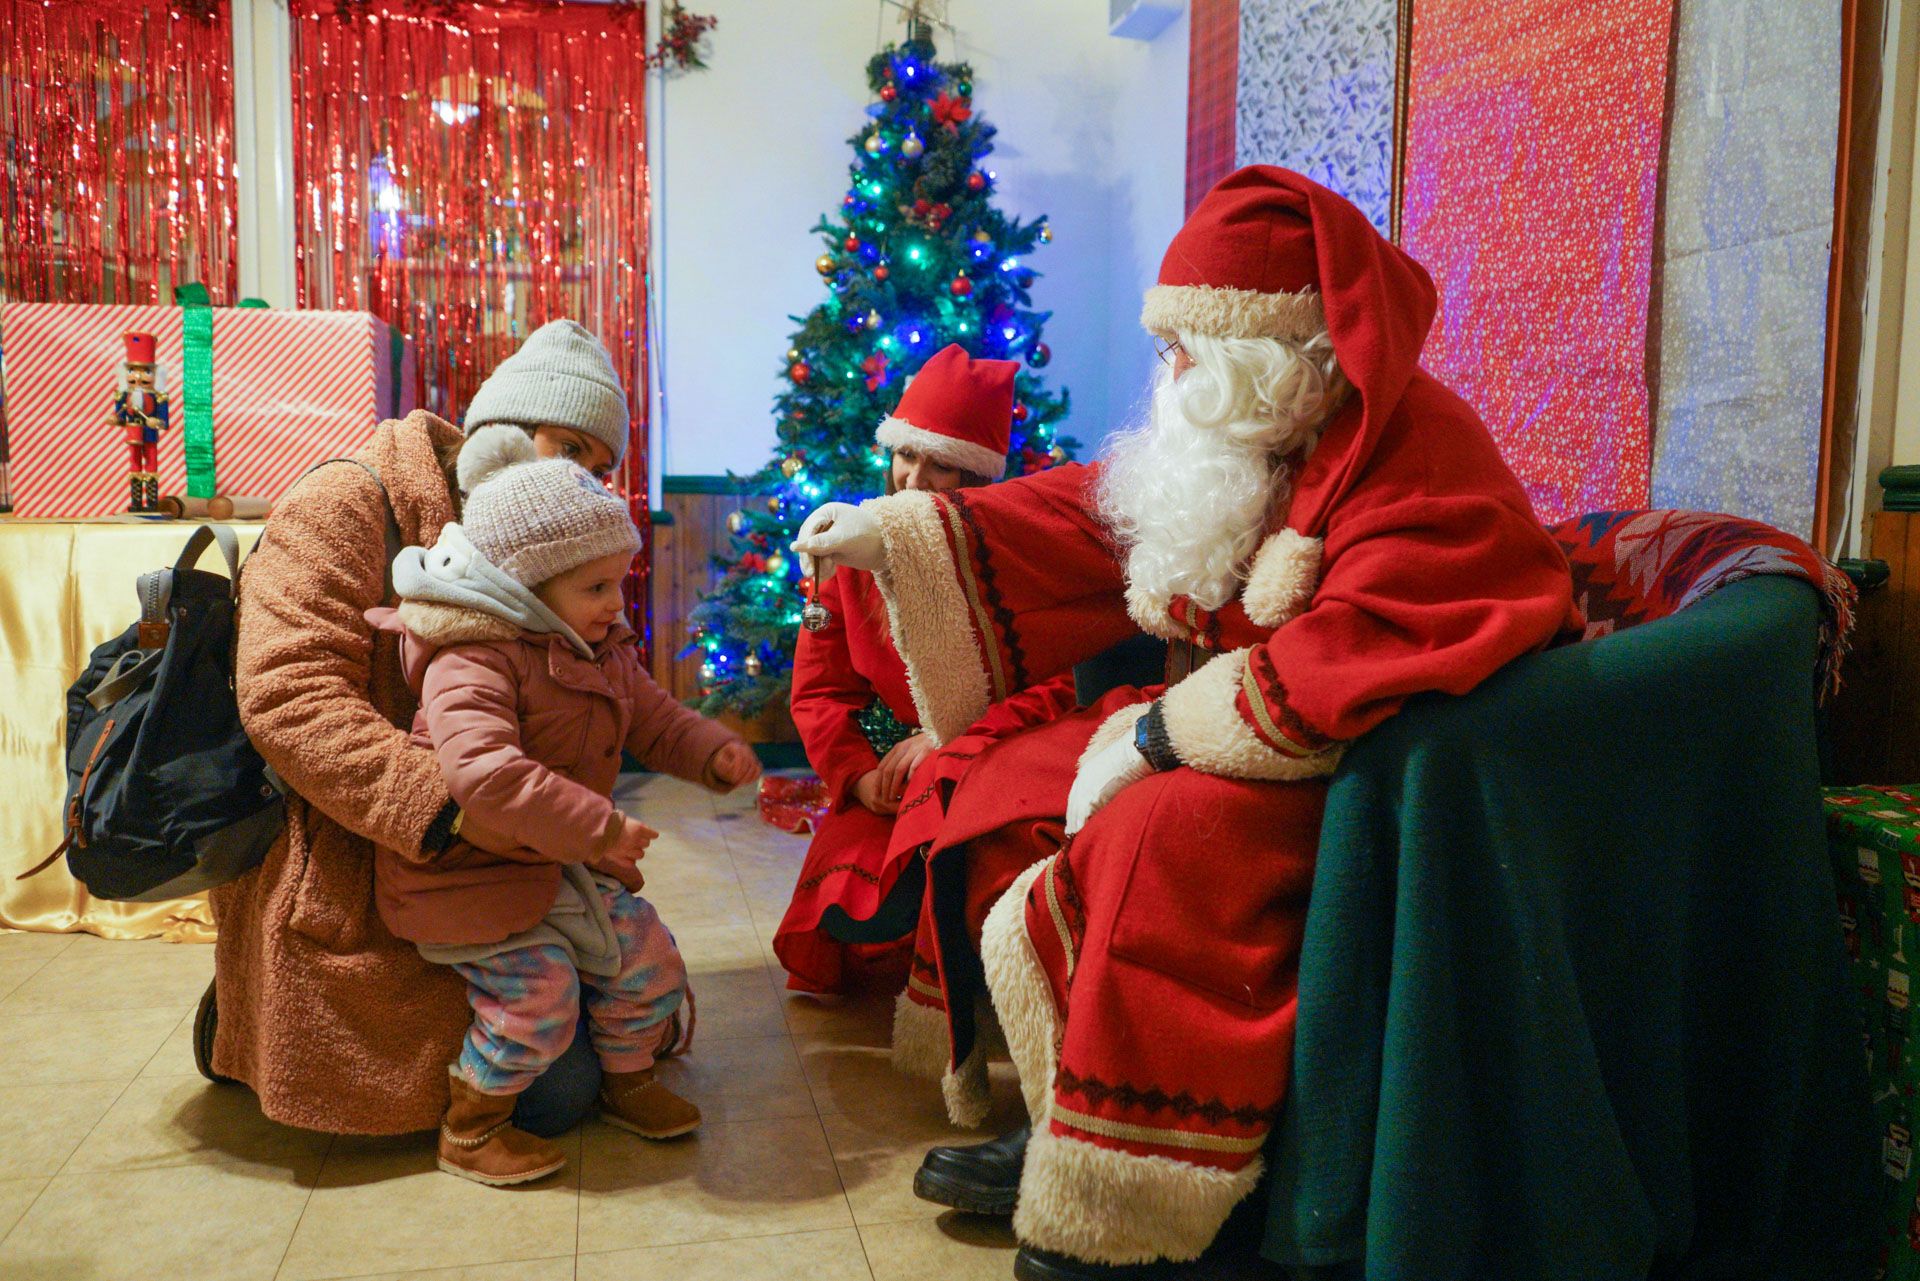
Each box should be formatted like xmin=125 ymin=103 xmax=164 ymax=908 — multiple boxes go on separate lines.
xmin=0 ymin=518 xmax=264 ymax=940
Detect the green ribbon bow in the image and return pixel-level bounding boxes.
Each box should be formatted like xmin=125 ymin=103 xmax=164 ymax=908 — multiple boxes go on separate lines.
xmin=172 ymin=283 xmax=269 ymax=499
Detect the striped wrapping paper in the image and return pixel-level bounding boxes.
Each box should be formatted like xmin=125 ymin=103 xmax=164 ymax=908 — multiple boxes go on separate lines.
xmin=0 ymin=302 xmax=415 ymax=518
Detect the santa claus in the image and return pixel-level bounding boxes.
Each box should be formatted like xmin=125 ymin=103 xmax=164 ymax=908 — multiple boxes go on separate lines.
xmin=793 ymin=166 xmax=1580 ymax=1280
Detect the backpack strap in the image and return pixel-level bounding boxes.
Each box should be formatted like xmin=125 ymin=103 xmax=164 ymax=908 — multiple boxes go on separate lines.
xmin=134 ymin=524 xmax=242 ymax=649
xmin=285 ymin=457 xmax=403 ymax=600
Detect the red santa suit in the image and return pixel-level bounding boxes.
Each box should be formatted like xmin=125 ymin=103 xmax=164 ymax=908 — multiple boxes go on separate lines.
xmin=776 ymin=346 xmax=1075 ymax=994
xmin=853 ymin=168 xmax=1583 ymax=1265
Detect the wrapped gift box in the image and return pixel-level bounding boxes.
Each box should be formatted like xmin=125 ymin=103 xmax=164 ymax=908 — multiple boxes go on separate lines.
xmin=1828 ymin=784 xmax=1920 ymax=1278
xmin=0 ymin=301 xmax=415 ymax=518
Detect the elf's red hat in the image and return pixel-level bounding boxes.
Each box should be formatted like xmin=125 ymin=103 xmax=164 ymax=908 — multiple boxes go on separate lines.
xmin=874 ymin=343 xmax=1018 ymax=478
xmin=122 ymin=332 xmax=158 ymax=364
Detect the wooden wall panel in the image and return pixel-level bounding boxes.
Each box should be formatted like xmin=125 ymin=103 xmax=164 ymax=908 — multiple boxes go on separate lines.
xmin=1831 ymin=511 xmax=1920 ymax=783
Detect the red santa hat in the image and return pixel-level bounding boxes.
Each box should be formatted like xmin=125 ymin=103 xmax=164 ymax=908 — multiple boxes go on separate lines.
xmin=122 ymin=332 xmax=158 ymax=364
xmin=1140 ymin=165 xmax=1438 ymax=538
xmin=874 ymin=344 xmax=1018 ymax=479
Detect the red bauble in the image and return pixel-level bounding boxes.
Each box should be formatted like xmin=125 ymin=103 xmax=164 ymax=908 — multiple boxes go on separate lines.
xmin=874 ymin=264 xmax=890 ymax=281
xmin=789 ymin=362 xmax=811 ymax=384
xmin=950 ymin=274 xmax=973 ymax=297
xmin=1012 ymin=401 xmax=1030 ymax=423
xmin=967 ymin=172 xmax=987 ymax=192
xmin=844 ymin=233 xmax=860 ymax=252
xmin=879 ymin=83 xmax=897 ymax=102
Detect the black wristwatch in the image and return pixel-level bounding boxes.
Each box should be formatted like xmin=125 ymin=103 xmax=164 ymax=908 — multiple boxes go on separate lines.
xmin=1133 ymin=699 xmax=1181 ymax=772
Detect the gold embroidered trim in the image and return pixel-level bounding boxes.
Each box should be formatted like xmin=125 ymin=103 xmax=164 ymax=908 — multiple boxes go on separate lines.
xmin=908 ymin=973 xmax=946 ymax=1002
xmin=937 ymin=498 xmax=1010 ymax=702
xmin=1043 ymin=856 xmax=1077 ymax=980
xmin=1050 ymin=1103 xmax=1270 ymax=1154
xmin=1238 ymin=660 xmax=1313 ymax=759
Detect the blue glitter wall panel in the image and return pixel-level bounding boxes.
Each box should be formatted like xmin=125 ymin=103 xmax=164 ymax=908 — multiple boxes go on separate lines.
xmin=1650 ymin=0 xmax=1841 ymax=539
xmin=1233 ymin=0 xmax=1398 ymax=236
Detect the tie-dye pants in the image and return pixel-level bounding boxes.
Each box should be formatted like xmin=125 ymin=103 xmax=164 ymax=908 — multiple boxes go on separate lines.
xmin=454 ymin=888 xmax=688 ymax=1095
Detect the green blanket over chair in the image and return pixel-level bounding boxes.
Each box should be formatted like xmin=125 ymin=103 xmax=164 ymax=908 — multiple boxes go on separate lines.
xmin=1265 ymin=575 xmax=1878 ymax=1279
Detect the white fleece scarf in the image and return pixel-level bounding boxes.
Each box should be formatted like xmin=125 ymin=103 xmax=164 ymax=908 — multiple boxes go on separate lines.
xmin=391 ymin=523 xmax=595 ymax=658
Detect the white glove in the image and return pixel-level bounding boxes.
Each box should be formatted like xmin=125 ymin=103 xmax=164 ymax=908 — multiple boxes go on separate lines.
xmin=791 ymin=501 xmax=884 ymax=583
xmin=1065 ymin=731 xmax=1153 ymax=836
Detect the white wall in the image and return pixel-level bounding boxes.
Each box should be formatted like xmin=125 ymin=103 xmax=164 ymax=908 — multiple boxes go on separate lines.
xmin=649 ymin=0 xmax=1190 ymax=482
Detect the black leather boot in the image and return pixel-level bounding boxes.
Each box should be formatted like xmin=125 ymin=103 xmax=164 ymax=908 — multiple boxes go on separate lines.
xmin=1011 ymin=1247 xmax=1176 ymax=1281
xmin=912 ymin=1124 xmax=1029 ymax=1214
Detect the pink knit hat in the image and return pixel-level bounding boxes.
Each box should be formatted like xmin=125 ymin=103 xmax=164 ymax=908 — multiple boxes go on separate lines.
xmin=455 ymin=425 xmax=640 ymax=586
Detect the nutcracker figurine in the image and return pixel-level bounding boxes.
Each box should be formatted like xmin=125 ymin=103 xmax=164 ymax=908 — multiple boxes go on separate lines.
xmin=112 ymin=332 xmax=170 ymax=513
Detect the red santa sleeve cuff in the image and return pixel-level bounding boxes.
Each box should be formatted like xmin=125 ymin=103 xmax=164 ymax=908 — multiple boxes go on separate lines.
xmin=867 ymin=490 xmax=997 ymax=743
xmin=1159 ymin=647 xmax=1343 ymax=781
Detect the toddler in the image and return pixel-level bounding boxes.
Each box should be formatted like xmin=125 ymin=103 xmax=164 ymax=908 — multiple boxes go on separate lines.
xmin=372 ymin=424 xmax=760 ymax=1186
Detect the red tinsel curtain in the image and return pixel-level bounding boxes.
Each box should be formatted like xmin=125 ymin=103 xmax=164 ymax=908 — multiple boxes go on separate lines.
xmin=288 ymin=0 xmax=652 ymax=635
xmin=0 ymin=0 xmax=239 ymax=304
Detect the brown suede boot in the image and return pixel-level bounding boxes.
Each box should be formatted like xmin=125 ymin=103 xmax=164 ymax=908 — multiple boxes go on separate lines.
xmin=438 ymin=1074 xmax=567 ymax=1186
xmin=599 ymin=1068 xmax=702 ymax=1139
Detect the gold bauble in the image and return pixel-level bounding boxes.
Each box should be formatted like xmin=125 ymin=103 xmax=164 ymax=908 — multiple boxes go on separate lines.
xmin=901 ymin=133 xmax=925 ymax=160
xmin=864 ymin=132 xmax=885 ymax=156
xmin=1039 ymin=224 xmax=1053 ymax=243
xmin=780 ymin=456 xmax=805 ymax=479
xmin=727 ymin=510 xmax=747 ymax=534
xmin=766 ymin=496 xmax=782 ymax=513
xmin=786 ymin=347 xmax=801 ymax=362
xmin=744 ymin=654 xmax=763 ymax=677
xmin=1049 ymin=445 xmax=1068 ymax=464
xmin=815 ymin=254 xmax=837 ymax=277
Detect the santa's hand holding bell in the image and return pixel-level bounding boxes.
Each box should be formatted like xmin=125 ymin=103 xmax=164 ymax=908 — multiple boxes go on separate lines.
xmin=792 ymin=501 xmax=882 ymax=583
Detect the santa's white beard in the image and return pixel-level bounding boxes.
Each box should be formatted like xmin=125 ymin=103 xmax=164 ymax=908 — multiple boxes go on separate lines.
xmin=1097 ymin=369 xmax=1311 ymax=614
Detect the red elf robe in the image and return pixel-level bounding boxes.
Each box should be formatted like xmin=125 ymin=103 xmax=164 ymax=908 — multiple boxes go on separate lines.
xmin=858 ymin=316 xmax=1580 ymax=1263
xmin=777 ymin=564 xmax=1072 ymax=993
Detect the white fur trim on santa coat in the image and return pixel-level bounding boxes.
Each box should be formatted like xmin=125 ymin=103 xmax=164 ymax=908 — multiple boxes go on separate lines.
xmin=1124 ymin=582 xmax=1185 ymax=641
xmin=890 ymin=990 xmax=949 ymax=1081
xmin=1015 ymin=1128 xmax=1265 ymax=1265
xmin=1159 ymin=648 xmax=1343 ymax=781
xmin=1141 ymin=283 xmax=1326 ymax=343
xmin=875 ymin=415 xmax=1008 ymax=480
xmin=867 ymin=491 xmax=993 ymax=743
xmin=980 ymin=859 xmax=1061 ymax=1128
xmin=1240 ymin=528 xmax=1322 ymax=627
xmin=892 ymin=990 xmax=998 ymax=1128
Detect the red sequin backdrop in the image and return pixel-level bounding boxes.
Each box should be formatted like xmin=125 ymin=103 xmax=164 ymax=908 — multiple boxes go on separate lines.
xmin=1398 ymin=0 xmax=1673 ymax=523
xmin=287 ymin=0 xmax=652 ymax=638
xmin=0 ymin=0 xmax=239 ymax=304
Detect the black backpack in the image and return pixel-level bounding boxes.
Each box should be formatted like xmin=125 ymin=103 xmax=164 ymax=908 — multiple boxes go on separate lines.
xmin=24 ymin=462 xmax=399 ymax=901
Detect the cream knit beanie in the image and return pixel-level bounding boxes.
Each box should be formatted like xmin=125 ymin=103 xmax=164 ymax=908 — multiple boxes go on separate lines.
xmin=455 ymin=425 xmax=641 ymax=587
xmin=462 ymin=319 xmax=630 ymax=465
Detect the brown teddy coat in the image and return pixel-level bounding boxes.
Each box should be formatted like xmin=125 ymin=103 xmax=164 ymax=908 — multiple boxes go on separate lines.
xmin=210 ymin=409 xmax=473 ymax=1134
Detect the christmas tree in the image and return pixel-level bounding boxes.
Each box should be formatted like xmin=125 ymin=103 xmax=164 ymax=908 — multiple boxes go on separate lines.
xmin=685 ymin=32 xmax=1074 ymax=718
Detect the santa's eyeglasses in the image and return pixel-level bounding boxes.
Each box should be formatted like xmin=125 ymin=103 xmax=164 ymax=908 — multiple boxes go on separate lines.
xmin=1153 ymin=336 xmax=1184 ymax=366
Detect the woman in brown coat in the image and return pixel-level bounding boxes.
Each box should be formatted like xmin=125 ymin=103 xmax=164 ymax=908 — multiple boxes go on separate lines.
xmin=210 ymin=321 xmax=637 ymax=1134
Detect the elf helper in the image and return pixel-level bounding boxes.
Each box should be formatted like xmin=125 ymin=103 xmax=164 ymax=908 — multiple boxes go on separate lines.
xmin=776 ymin=344 xmax=1073 ymax=996
xmin=794 ymin=166 xmax=1581 ymax=1280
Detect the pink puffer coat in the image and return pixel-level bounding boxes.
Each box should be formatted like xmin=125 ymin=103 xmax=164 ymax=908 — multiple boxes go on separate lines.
xmin=369 ymin=601 xmax=739 ymax=947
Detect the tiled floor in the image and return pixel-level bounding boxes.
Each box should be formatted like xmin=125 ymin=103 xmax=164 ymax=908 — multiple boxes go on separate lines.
xmin=0 ymin=776 xmax=1283 ymax=1281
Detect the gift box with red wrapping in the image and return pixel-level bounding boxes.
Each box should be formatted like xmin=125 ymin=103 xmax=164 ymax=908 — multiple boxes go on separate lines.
xmin=0 ymin=301 xmax=415 ymax=518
